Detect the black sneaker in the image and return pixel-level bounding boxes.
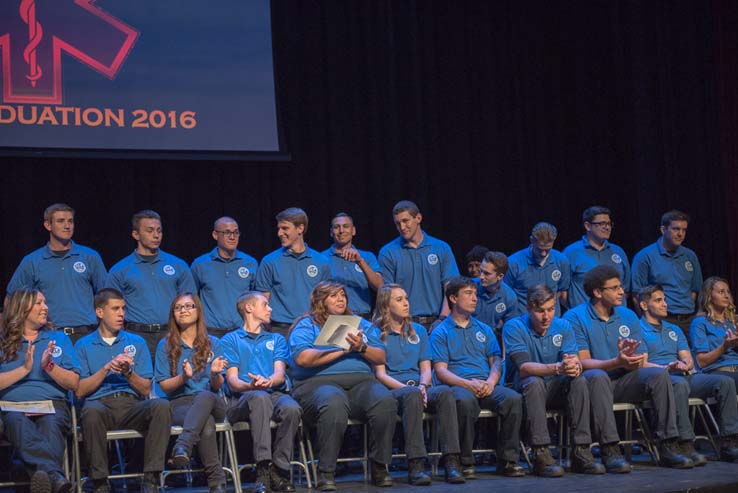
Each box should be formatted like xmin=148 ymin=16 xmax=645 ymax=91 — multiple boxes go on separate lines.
xmin=570 ymin=445 xmax=606 ymax=474
xmin=316 ymin=470 xmax=337 ymax=491
xmin=679 ymin=440 xmax=707 ymax=467
xmin=442 ymin=454 xmax=466 ymax=484
xmin=255 ymin=460 xmax=271 ymax=493
xmin=496 ymin=460 xmax=525 ymax=477
xmin=600 ymin=443 xmax=632 ymax=474
xmin=170 ymin=444 xmax=190 ymax=469
xmin=659 ymin=439 xmax=694 ymax=469
xmin=461 ymin=464 xmax=478 ymax=480
xmin=30 ymin=470 xmax=51 ymax=493
xmin=270 ymin=464 xmax=295 ymax=492
xmin=370 ymin=460 xmax=393 ymax=487
xmin=407 ymin=458 xmax=431 ymax=486
xmin=720 ymin=435 xmax=738 ymax=462
xmin=532 ymin=446 xmax=564 ymax=477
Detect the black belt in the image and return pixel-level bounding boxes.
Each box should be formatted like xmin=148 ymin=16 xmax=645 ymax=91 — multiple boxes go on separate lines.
xmin=127 ymin=322 xmax=167 ymax=333
xmin=61 ymin=324 xmax=97 ymax=335
xmin=100 ymin=391 xmax=139 ymax=400
xmin=412 ymin=315 xmax=437 ymax=325
xmin=715 ymin=365 xmax=738 ymax=373
xmin=667 ymin=313 xmax=694 ymax=321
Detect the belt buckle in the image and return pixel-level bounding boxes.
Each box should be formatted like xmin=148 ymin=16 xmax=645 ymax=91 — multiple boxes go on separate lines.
xmin=406 ymin=380 xmax=417 ymax=386
xmin=63 ymin=327 xmax=74 ymax=335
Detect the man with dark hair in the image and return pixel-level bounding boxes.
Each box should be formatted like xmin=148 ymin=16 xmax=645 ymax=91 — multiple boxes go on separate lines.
xmin=321 ymin=213 xmax=382 ymax=318
xmin=638 ymin=285 xmax=738 ymax=464
xmin=563 ymin=206 xmax=631 ymax=309
xmin=106 ymin=210 xmax=196 ymax=357
xmin=255 ymin=207 xmax=331 ymax=336
xmin=6 ymin=203 xmax=107 ymax=342
xmin=474 ymin=251 xmax=522 ymax=336
xmin=503 ymin=285 xmax=604 ymax=476
xmin=563 ymin=265 xmax=693 ymax=469
xmin=464 ymin=245 xmax=489 ymax=278
xmin=379 ymin=200 xmax=459 ymax=330
xmin=75 ymin=288 xmax=172 ymax=493
xmin=191 ymin=216 xmax=259 ymax=338
xmin=431 ymin=276 xmax=524 ymax=479
xmin=504 ymin=222 xmax=570 ymax=315
xmin=631 ymin=210 xmax=702 ymax=338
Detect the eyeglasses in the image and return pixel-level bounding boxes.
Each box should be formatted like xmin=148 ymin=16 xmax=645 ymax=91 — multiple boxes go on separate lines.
xmin=589 ymin=221 xmax=614 ymax=228
xmin=601 ymin=284 xmax=623 ymax=291
xmin=215 ymin=230 xmax=240 ymax=237
xmin=174 ymin=303 xmax=197 ymax=312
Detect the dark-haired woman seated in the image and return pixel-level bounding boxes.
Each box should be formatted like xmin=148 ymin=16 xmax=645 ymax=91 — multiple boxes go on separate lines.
xmin=288 ymin=281 xmax=397 ymax=491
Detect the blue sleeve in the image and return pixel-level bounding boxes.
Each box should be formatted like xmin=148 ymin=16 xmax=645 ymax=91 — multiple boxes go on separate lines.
xmin=364 ymin=251 xmax=381 ymax=274
xmin=104 ymin=266 xmax=124 ymax=291
xmin=90 ymin=252 xmax=108 ymax=292
xmin=485 ymin=326 xmax=502 ymax=358
xmin=74 ymin=340 xmax=92 ymax=378
xmin=56 ymin=333 xmax=81 ymax=374
xmin=561 ymin=325 xmax=578 ymax=355
xmin=135 ymin=341 xmax=154 ymax=379
xmin=254 ymin=258 xmax=273 ymax=292
xmin=440 ymin=243 xmax=460 ymax=284
xmin=220 ymin=334 xmax=241 ymax=370
xmin=362 ymin=319 xmax=384 ymax=349
xmin=620 ymin=249 xmax=632 ymax=293
xmin=288 ymin=320 xmax=316 ymax=359
xmin=418 ymin=326 xmax=431 ymax=362
xmin=430 ymin=327 xmax=449 ymax=364
xmin=273 ymin=334 xmax=289 ymax=363
xmin=154 ymin=338 xmax=173 ymax=382
xmin=676 ymin=330 xmax=689 ymax=353
xmin=630 ymin=251 xmax=649 ymax=292
xmin=7 ymin=256 xmax=34 ymax=294
xmin=378 ymin=248 xmax=396 ymax=283
xmin=211 ymin=337 xmax=223 ymax=359
xmin=502 ymin=320 xmax=528 ymax=359
xmin=503 ymin=261 xmax=518 ymax=288
xmin=564 ymin=312 xmax=590 ymax=351
xmin=559 ymin=257 xmax=571 ymax=291
xmin=178 ymin=264 xmax=197 ymax=294
xmin=689 ymin=318 xmax=710 ymax=354
xmin=191 ymin=262 xmax=204 ymax=291
xmin=690 ymin=254 xmax=703 ymax=294
xmin=628 ymin=318 xmax=647 ymax=355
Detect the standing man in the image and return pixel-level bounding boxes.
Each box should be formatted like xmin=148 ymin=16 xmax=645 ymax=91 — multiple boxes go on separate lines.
xmin=379 ymin=200 xmax=459 ymax=330
xmin=75 ymin=288 xmax=172 ymax=493
xmin=321 ymin=213 xmax=382 ymax=318
xmin=106 ymin=210 xmax=196 ymax=357
xmin=474 ymin=251 xmax=523 ymax=337
xmin=563 ymin=206 xmax=631 ymax=309
xmin=503 ymin=285 xmax=604 ymax=476
xmin=431 ymin=276 xmax=525 ymax=479
xmin=6 ymin=203 xmax=107 ymax=342
xmin=191 ymin=216 xmax=259 ymax=338
xmin=255 ymin=207 xmax=331 ymax=336
xmin=504 ymin=222 xmax=570 ymax=316
xmin=638 ymin=285 xmax=738 ymax=464
xmin=220 ymin=291 xmax=302 ymax=493
xmin=563 ymin=265 xmax=692 ymax=469
xmin=631 ymin=210 xmax=702 ymax=339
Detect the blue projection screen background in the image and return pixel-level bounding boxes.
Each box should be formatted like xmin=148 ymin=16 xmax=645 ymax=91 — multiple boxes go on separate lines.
xmin=0 ymin=0 xmax=280 ymax=155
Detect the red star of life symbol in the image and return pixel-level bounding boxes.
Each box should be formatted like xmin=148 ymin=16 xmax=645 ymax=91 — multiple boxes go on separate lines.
xmin=0 ymin=0 xmax=138 ymax=105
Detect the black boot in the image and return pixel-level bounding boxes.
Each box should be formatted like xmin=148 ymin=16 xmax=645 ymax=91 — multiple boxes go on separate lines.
xmin=370 ymin=460 xmax=393 ymax=487
xmin=532 ymin=446 xmax=564 ymax=477
xmin=570 ymin=445 xmax=606 ymax=474
xmin=255 ymin=460 xmax=272 ymax=493
xmin=170 ymin=443 xmax=190 ymax=469
xmin=270 ymin=463 xmax=296 ymax=492
xmin=407 ymin=458 xmax=431 ymax=486
xmin=720 ymin=434 xmax=738 ymax=462
xmin=316 ymin=470 xmax=336 ymax=491
xmin=496 ymin=460 xmax=525 ymax=477
xmin=658 ymin=439 xmax=694 ymax=469
xmin=600 ymin=442 xmax=632 ymax=474
xmin=679 ymin=440 xmax=707 ymax=467
xmin=442 ymin=454 xmax=465 ymax=484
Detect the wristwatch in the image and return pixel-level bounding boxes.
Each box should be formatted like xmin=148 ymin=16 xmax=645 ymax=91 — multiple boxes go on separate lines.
xmin=359 ymin=343 xmax=368 ymax=354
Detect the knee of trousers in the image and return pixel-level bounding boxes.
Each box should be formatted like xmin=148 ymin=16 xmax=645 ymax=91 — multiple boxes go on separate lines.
xmin=643 ymin=367 xmax=671 ymax=389
xmin=200 ymin=417 xmax=217 ymax=440
xmin=569 ymin=375 xmax=589 ymax=395
xmin=522 ymin=377 xmax=546 ymax=397
xmin=455 ymin=392 xmax=481 ymax=417
xmin=499 ymin=391 xmax=523 ymax=415
xmin=373 ymin=393 xmax=400 ymax=416
xmin=150 ymin=398 xmax=173 ymax=417
xmin=280 ymin=401 xmax=303 ymax=423
xmin=435 ymin=387 xmax=456 ymax=409
xmin=671 ymin=378 xmax=690 ymax=401
xmin=400 ymin=387 xmax=424 ymax=407
xmin=716 ymin=375 xmax=737 ymax=396
xmin=317 ymin=393 xmax=350 ymax=423
xmin=80 ymin=405 xmax=107 ymax=426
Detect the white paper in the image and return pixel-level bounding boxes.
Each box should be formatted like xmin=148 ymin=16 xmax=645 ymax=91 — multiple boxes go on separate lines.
xmin=314 ymin=315 xmax=363 ymax=350
xmin=0 ymin=400 xmax=56 ymax=414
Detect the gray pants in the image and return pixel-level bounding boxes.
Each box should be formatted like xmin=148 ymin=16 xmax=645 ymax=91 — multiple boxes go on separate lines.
xmin=452 ymin=385 xmax=522 ymax=464
xmin=671 ymin=373 xmax=738 ymax=440
xmin=583 ymin=368 xmax=679 ymax=444
xmin=292 ymin=374 xmax=397 ymax=473
xmin=171 ymin=392 xmax=226 ymax=487
xmin=227 ymin=390 xmax=301 ymax=471
xmin=519 ymin=375 xmax=591 ymax=446
xmin=426 ymin=385 xmax=461 ymax=455
xmin=80 ymin=393 xmax=172 ymax=480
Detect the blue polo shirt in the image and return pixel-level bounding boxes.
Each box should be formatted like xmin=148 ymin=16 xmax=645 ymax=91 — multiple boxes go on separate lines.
xmin=220 ymin=329 xmax=289 ymax=393
xmin=254 ymin=246 xmax=331 ymax=324
xmin=105 ymin=250 xmax=196 ymax=325
xmin=370 ymin=322 xmax=430 ymax=384
xmin=7 ymin=242 xmax=107 ymax=327
xmin=191 ymin=248 xmax=259 ymax=329
xmin=631 ymin=240 xmax=702 ymax=315
xmin=0 ymin=329 xmax=80 ymax=402
xmin=639 ymin=318 xmax=688 ymax=367
xmin=154 ymin=335 xmax=223 ymax=399
xmin=288 ymin=316 xmax=383 ymax=382
xmin=504 ymin=247 xmax=571 ymax=316
xmin=503 ymin=315 xmax=578 ymax=387
xmin=378 ymin=232 xmax=459 ymax=317
xmin=473 ymin=279 xmax=523 ymax=331
xmin=321 ymin=246 xmax=381 ymax=315
xmin=75 ymin=330 xmax=154 ymax=400
xmin=689 ymin=316 xmax=738 ymax=372
xmin=430 ymin=316 xmax=500 ymax=381
xmin=563 ymin=236 xmax=631 ymax=308
xmin=563 ymin=303 xmax=644 ymax=377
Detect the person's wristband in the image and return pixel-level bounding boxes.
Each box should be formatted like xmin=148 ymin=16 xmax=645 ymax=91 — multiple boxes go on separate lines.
xmin=43 ymin=360 xmax=55 ymax=372
xmin=418 ymin=383 xmax=429 ymax=389
xmin=359 ymin=343 xmax=368 ymax=354
xmin=123 ymin=367 xmax=133 ymax=378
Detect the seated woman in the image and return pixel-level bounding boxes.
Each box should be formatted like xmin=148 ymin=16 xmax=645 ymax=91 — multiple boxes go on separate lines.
xmin=154 ymin=293 xmax=228 ymax=493
xmin=0 ymin=289 xmax=80 ymax=493
xmin=372 ymin=284 xmax=464 ymax=484
xmin=288 ymin=281 xmax=397 ymax=491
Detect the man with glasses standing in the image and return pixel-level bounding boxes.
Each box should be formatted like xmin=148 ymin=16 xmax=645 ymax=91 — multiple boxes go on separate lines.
xmin=191 ymin=217 xmax=259 ymax=338
xmin=563 ymin=206 xmax=631 ymax=310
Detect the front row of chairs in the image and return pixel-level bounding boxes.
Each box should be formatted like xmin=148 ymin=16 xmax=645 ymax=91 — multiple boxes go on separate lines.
xmin=0 ymin=395 xmax=732 ymax=492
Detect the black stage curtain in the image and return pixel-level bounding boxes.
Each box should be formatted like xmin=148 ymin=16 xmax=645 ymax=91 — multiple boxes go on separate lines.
xmin=1 ymin=0 xmax=736 ymax=297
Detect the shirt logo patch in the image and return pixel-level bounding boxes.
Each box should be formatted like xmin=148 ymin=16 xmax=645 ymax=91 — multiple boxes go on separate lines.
xmin=475 ymin=331 xmax=486 ymax=343
xmin=73 ymin=261 xmax=87 ymax=273
xmin=408 ymin=333 xmax=420 ymax=345
xmin=684 ymin=261 xmax=694 ymax=272
xmin=207 ymin=351 xmax=215 ymax=363
xmin=266 ymin=340 xmax=275 ymax=351
xmin=163 ymin=264 xmax=176 ymax=276
xmin=668 ymin=331 xmax=678 ymax=342
xmin=238 ymin=267 xmax=250 ymax=279
xmin=552 ymin=269 xmax=562 ymax=282
xmin=306 ymin=264 xmax=319 ymax=277
xmin=611 ymin=254 xmax=622 ymax=264
xmin=618 ymin=325 xmax=631 ymax=337
xmin=552 ymin=334 xmax=563 ymax=347
xmin=51 ymin=345 xmax=63 ymax=358
xmin=427 ymin=253 xmax=439 ymax=265
xmin=495 ymin=302 xmax=506 ymax=314
xmin=124 ymin=344 xmax=137 ymax=357
xmin=354 ymin=263 xmax=363 ymax=273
